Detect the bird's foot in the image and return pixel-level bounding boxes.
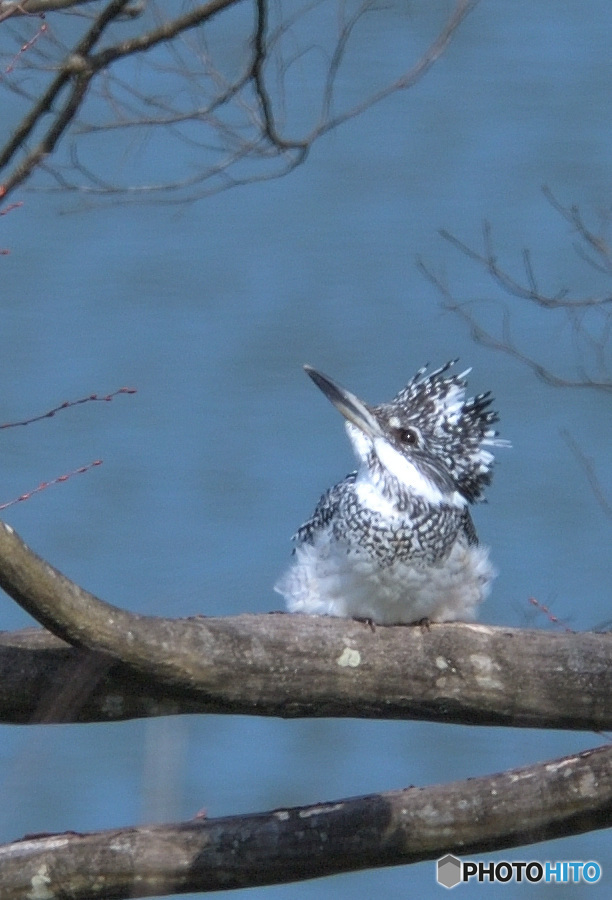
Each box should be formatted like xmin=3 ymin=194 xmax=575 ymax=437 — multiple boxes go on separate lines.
xmin=353 ymin=615 xmax=377 ymax=633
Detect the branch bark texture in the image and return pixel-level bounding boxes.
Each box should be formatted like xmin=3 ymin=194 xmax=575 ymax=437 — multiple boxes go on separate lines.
xmin=1 ymin=743 xmax=611 ymax=899
xmin=0 ymin=520 xmax=611 ymax=729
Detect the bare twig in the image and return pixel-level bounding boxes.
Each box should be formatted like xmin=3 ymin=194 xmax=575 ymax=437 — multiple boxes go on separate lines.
xmin=543 ymin=185 xmax=612 ymax=275
xmin=438 ymin=222 xmax=610 ymax=310
xmin=0 ymin=460 xmax=103 ymax=511
xmin=321 ymin=0 xmax=479 ymax=134
xmin=0 ymin=385 xmax=136 ymax=428
xmin=561 ymin=428 xmax=612 ymax=518
xmin=0 ymin=0 xmax=243 ymax=198
xmin=418 ymin=196 xmax=612 ymax=394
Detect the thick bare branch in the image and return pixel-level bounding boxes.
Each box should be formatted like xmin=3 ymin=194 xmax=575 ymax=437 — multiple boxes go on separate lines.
xmin=1 ymin=743 xmax=611 ymax=898
xmin=86 ymin=0 xmax=243 ymax=70
xmin=0 ymin=628 xmax=210 ymax=724
xmin=0 ymin=0 xmax=243 ymax=199
xmin=0 ymin=520 xmax=611 ymax=729
xmin=250 ymin=0 xmax=308 ymax=154
xmin=1 ymin=67 xmax=92 ymax=195
xmin=0 ymin=0 xmax=133 ymax=194
xmin=0 ymin=0 xmax=103 ymax=16
xmin=0 ymin=0 xmax=94 ymax=23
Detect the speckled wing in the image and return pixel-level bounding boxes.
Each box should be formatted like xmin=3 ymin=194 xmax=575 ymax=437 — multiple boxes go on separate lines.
xmin=292 ymin=472 xmax=357 ymax=546
xmin=461 ymin=507 xmax=479 ymax=546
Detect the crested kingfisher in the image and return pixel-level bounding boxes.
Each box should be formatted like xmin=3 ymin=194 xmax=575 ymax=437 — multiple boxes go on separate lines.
xmin=275 ymin=362 xmax=507 ymax=625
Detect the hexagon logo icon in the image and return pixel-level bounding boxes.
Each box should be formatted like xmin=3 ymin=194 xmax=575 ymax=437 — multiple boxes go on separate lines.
xmin=437 ymin=854 xmax=462 ymax=888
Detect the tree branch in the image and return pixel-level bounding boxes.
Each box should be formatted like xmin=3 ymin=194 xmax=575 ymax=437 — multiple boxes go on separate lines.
xmin=0 ymin=629 xmax=211 ymax=724
xmin=1 ymin=743 xmax=611 ymax=898
xmin=0 ymin=0 xmax=243 ymax=199
xmin=250 ymin=0 xmax=308 ymax=154
xmin=320 ymin=0 xmax=479 ymax=134
xmin=0 ymin=520 xmax=611 ymax=729
xmin=1 ymin=0 xmax=478 ymax=204
xmin=0 ymin=0 xmax=105 ymax=17
xmin=0 ymin=0 xmax=135 ymax=197
xmin=86 ymin=0 xmax=243 ymax=71
xmin=418 ymin=192 xmax=612 ymax=395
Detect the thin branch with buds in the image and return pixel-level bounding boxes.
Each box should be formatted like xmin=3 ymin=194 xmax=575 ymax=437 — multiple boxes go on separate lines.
xmin=0 ymin=385 xmax=136 ymax=429
xmin=0 ymin=386 xmax=135 ymax=509
xmin=0 ymin=460 xmax=103 ymax=510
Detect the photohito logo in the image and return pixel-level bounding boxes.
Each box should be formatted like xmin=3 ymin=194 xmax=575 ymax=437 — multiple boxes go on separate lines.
xmin=436 ymin=855 xmax=601 ymax=888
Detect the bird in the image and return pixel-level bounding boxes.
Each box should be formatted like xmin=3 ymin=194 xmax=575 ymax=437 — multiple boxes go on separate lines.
xmin=274 ymin=361 xmax=508 ymax=625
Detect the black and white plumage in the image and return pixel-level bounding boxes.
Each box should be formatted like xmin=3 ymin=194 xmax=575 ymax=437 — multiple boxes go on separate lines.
xmin=275 ymin=361 xmax=508 ymax=624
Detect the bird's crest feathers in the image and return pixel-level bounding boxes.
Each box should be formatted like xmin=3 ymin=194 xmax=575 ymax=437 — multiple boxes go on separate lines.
xmin=376 ymin=360 xmax=508 ymax=502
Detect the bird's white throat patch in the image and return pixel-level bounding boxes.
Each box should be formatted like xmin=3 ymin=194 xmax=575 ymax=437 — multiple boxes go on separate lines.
xmin=372 ymin=436 xmax=465 ymax=508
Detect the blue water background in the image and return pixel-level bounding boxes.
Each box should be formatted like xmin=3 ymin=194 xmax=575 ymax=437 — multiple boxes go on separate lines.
xmin=0 ymin=2 xmax=611 ymax=897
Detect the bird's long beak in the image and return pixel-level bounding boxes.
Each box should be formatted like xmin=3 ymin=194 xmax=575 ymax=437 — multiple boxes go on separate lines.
xmin=304 ymin=365 xmax=381 ymax=439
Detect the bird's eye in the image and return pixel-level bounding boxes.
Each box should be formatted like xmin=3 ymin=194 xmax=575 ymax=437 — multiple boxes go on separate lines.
xmin=395 ymin=427 xmax=418 ymax=445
